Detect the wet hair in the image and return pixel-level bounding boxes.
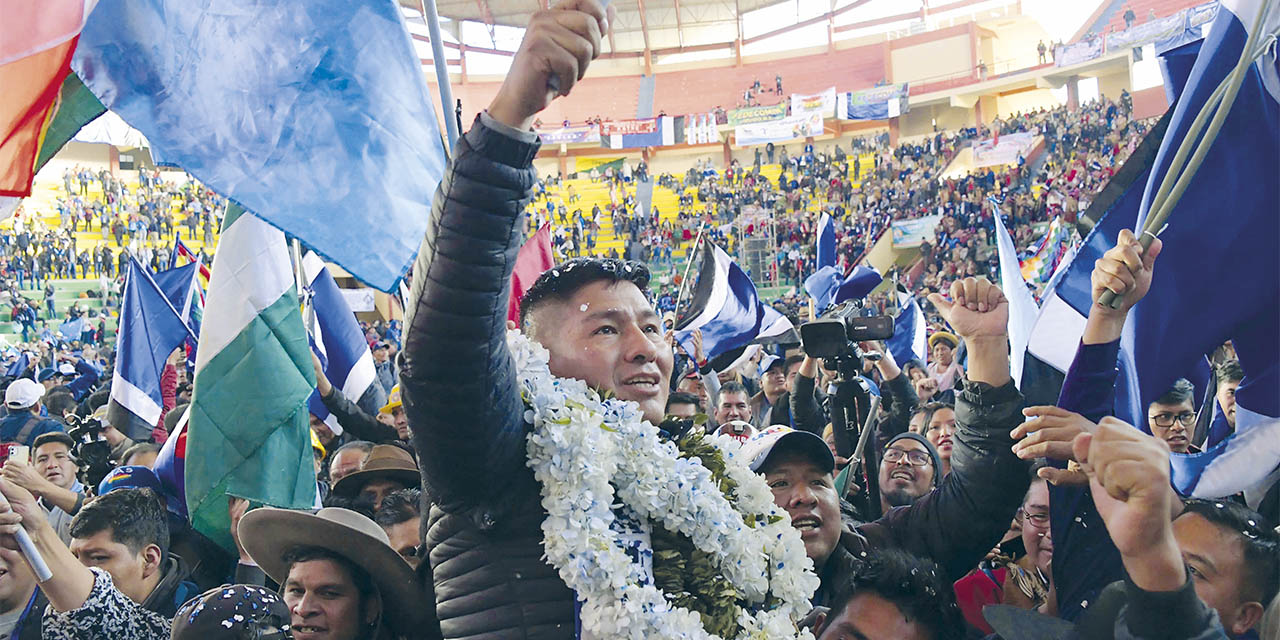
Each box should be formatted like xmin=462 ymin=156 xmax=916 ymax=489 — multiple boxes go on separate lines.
xmin=518 ymin=258 xmax=651 ymax=332
xmin=827 ymin=549 xmax=964 ymax=640
xmin=665 ymin=391 xmax=702 ymax=413
xmin=1217 ymin=359 xmax=1244 ymax=384
xmin=1178 ymin=500 xmax=1279 ymax=606
xmin=374 ymin=488 xmax=421 ymax=528
xmin=71 ymin=488 xmax=170 ymax=557
xmin=1153 ymin=378 xmax=1195 ymax=407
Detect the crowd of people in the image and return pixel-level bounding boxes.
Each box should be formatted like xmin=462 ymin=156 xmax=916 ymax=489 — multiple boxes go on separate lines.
xmin=0 ymin=2 xmax=1270 ymax=640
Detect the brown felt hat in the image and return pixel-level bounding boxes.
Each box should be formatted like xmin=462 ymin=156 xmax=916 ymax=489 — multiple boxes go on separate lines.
xmin=330 ymin=444 xmax=419 ymax=497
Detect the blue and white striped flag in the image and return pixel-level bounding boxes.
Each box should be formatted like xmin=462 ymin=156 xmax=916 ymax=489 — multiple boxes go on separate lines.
xmin=886 ymin=288 xmax=925 ymax=367
xmin=674 ymin=238 xmax=764 ymax=360
xmin=302 ymin=253 xmax=376 ymax=435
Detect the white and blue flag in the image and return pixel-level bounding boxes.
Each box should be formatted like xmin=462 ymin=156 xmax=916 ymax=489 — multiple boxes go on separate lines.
xmin=674 ymin=238 xmax=765 ymax=360
xmin=815 ymin=212 xmax=836 ymax=271
xmin=302 ymin=253 xmax=376 ymax=435
xmin=886 ymin=288 xmax=926 ymax=367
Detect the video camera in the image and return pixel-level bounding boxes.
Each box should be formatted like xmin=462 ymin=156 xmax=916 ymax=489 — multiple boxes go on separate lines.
xmin=798 ymin=300 xmax=894 ymax=363
xmin=64 ymin=413 xmax=114 ymax=493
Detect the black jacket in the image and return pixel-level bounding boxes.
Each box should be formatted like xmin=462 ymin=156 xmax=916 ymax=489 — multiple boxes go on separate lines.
xmin=814 ymin=377 xmax=1028 ymax=606
xmin=402 ymin=115 xmax=573 ymax=639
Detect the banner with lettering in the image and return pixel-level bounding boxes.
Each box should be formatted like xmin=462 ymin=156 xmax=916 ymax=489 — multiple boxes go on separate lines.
xmin=537 ymin=125 xmax=601 ymax=145
xmin=734 ymin=111 xmax=824 ymax=146
xmin=791 ymin=87 xmax=837 ymax=118
xmin=727 ymin=103 xmax=788 ymax=126
xmin=971 ymin=131 xmax=1037 ymax=168
xmin=841 ymin=83 xmax=909 ymax=121
xmin=890 ymin=215 xmax=942 ymax=248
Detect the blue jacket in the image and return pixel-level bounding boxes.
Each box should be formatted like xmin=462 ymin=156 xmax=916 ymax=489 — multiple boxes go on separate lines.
xmin=0 ymin=411 xmax=64 ymax=446
xmin=65 ymin=359 xmax=102 ymax=402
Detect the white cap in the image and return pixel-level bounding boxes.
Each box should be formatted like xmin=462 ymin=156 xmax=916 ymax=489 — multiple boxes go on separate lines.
xmin=5 ymin=379 xmax=44 ymax=410
xmin=57 ymin=362 xmax=75 ymax=376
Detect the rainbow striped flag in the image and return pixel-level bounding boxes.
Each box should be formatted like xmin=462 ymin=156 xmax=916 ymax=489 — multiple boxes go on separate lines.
xmin=1019 ymin=216 xmax=1076 ymax=285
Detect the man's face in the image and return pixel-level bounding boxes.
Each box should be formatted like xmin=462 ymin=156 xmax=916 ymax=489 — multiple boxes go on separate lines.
xmin=284 ymin=558 xmax=370 ymax=640
xmin=372 ymin=347 xmax=389 ymax=363
xmin=358 ymin=479 xmax=406 ymax=510
xmin=328 ymin=450 xmax=365 ymax=485
xmin=667 ymin=402 xmax=698 ymax=420
xmin=784 ymin=361 xmax=804 ymax=394
xmin=1173 ymin=513 xmax=1261 ymax=637
xmin=310 ymin=416 xmax=335 ymax=447
xmin=382 ymin=519 xmax=421 ymax=570
xmin=763 ymin=451 xmax=840 ymax=569
xmin=1216 ymin=379 xmax=1239 ymax=427
xmin=390 ymin=407 xmax=409 ymax=440
xmin=34 ymin=442 xmax=76 ymax=489
xmin=932 ymin=342 xmax=953 ymax=366
xmin=761 ymin=366 xmax=786 ymax=399
xmin=923 ymin=408 xmax=956 ymax=463
xmin=1020 ymin=480 xmax=1053 ymax=575
xmin=1147 ymin=400 xmax=1195 ymax=453
xmin=529 ymin=281 xmax=673 ymax=424
xmin=0 ymin=547 xmax=35 ymax=609
xmin=878 ymin=439 xmax=934 ymax=508
xmin=714 ymin=391 xmax=752 ymax=425
xmin=70 ymin=529 xmax=157 ymax=604
xmin=676 ymin=375 xmax=707 ymax=406
xmin=817 ymin=592 xmax=933 ymax=640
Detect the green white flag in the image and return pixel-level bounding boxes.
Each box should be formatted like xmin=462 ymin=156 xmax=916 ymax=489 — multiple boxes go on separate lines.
xmin=185 ymin=204 xmax=316 ymax=550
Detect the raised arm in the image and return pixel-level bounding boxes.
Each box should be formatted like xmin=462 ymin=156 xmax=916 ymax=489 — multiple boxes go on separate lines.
xmin=400 ymin=0 xmax=609 ymax=510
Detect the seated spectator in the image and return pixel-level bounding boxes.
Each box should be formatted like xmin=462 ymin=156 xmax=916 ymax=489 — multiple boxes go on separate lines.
xmin=0 ymin=379 xmax=63 ymax=446
xmin=68 ymin=487 xmax=198 ymax=617
xmin=240 ymin=506 xmax=433 ymax=640
xmin=3 ymin=432 xmax=84 ymax=545
xmin=811 ymin=548 xmax=964 ymax=640
xmin=329 ymin=444 xmax=419 ymax=509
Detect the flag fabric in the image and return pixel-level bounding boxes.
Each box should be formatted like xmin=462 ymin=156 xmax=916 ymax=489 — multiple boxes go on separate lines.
xmin=0 ymin=1 xmax=96 ymax=197
xmin=4 ymin=352 xmax=30 ymax=378
xmin=107 ymin=258 xmax=197 ymax=441
xmin=508 ymin=225 xmax=555 ymax=324
xmin=72 ymin=0 xmax=448 ymax=292
xmin=751 ymin=304 xmax=799 ymax=346
xmin=152 ymin=406 xmax=189 ymax=518
xmin=151 ymin=261 xmax=201 ymax=326
xmin=185 ymin=205 xmax=317 ymax=551
xmin=994 ymin=209 xmax=1041 ymax=389
xmin=171 ymin=234 xmax=211 ymax=284
xmin=804 ymin=265 xmax=882 ymax=314
xmin=302 ymin=252 xmax=376 ymax=436
xmin=1018 ymin=216 xmax=1076 ymax=287
xmin=886 ymin=288 xmax=926 ymax=366
xmin=57 ymin=316 xmax=87 ymax=341
xmin=674 ymin=238 xmax=765 ymax=360
xmin=815 ymin=213 xmax=835 ymax=270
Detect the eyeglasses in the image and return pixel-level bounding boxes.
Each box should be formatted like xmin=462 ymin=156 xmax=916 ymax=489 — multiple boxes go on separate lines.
xmin=1149 ymin=411 xmax=1195 ymax=427
xmin=1019 ymin=508 xmax=1050 ymax=528
xmin=883 ymin=447 xmax=932 ymax=466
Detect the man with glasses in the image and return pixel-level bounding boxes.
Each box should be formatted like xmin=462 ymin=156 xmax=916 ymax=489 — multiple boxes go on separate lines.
xmin=1147 ymin=378 xmax=1198 ymax=453
xmin=877 ymin=432 xmax=941 ymax=514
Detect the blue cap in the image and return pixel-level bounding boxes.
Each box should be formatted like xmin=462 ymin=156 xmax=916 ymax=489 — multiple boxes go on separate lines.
xmin=36 ymin=368 xmax=58 ymax=382
xmin=98 ymin=465 xmax=185 ymax=515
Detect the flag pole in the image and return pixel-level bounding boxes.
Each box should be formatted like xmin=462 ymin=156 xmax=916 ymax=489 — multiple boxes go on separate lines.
xmin=674 ymin=222 xmax=706 ymax=317
xmin=419 ymin=0 xmax=460 ymax=152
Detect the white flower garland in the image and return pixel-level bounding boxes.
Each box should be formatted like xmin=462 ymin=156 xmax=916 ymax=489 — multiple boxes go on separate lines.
xmin=511 ymin=331 xmax=819 ymax=640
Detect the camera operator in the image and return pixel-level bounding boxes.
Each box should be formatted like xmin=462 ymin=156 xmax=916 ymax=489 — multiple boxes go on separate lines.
xmin=3 ymin=432 xmax=85 ymax=545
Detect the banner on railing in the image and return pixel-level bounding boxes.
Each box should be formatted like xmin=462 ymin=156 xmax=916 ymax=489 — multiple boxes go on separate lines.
xmin=1106 ymin=11 xmax=1187 ymax=52
xmin=791 ymin=87 xmax=837 ymax=118
xmin=971 ymin=131 xmax=1038 ymax=168
xmin=727 ymin=103 xmax=788 ymax=126
xmin=839 ymin=83 xmax=909 ymax=121
xmin=1054 ymin=36 xmax=1104 ymax=67
xmin=734 ymin=111 xmax=824 ymax=146
xmin=890 ymin=215 xmax=942 ymax=248
xmin=537 ymin=125 xmax=601 ymax=145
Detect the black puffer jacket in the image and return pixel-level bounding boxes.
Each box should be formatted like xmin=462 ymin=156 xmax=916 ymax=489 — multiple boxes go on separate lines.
xmin=401 ymin=115 xmax=575 ymax=639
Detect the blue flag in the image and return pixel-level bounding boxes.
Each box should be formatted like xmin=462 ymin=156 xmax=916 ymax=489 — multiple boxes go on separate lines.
xmin=5 ymin=353 xmax=29 ymax=379
xmin=302 ymin=253 xmax=376 ymax=434
xmin=108 ymin=259 xmax=199 ymax=441
xmin=886 ymin=289 xmax=926 ymax=367
xmin=151 ymin=262 xmax=201 ymax=327
xmin=57 ymin=317 xmax=87 ymax=341
xmin=815 ymin=213 xmax=835 ymax=271
xmin=804 ymin=265 xmax=882 ymax=314
xmin=674 ymin=239 xmax=765 ymax=360
xmin=73 ymin=0 xmax=448 ymax=292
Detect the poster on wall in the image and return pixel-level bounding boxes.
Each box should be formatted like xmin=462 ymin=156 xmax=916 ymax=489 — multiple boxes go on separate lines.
xmin=734 ymin=111 xmax=824 ymax=146
xmin=1106 ymin=11 xmax=1187 ymax=52
xmin=840 ymin=83 xmax=909 ymax=121
xmin=537 ymin=124 xmax=601 ymax=145
xmin=890 ymin=215 xmax=942 ymax=248
xmin=1054 ymin=37 xmax=1104 ymax=67
xmin=971 ymin=131 xmax=1038 ymax=168
xmin=791 ymin=87 xmax=837 ymax=118
xmin=727 ymin=103 xmax=788 ymax=126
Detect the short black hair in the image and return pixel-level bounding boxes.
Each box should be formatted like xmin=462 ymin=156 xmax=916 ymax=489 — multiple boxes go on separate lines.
xmin=374 ymin=488 xmax=421 ymax=528
xmin=783 ymin=354 xmax=806 ymax=374
xmin=827 ymin=549 xmax=964 ymax=640
xmin=719 ymin=380 xmax=749 ymax=398
xmin=44 ymin=392 xmax=76 ymax=420
xmin=33 ymin=431 xmax=75 ymax=454
xmin=281 ymin=546 xmax=377 ymax=606
xmin=71 ymin=488 xmax=170 ymax=557
xmin=518 ymin=258 xmax=651 ymax=329
xmin=121 ymin=442 xmax=161 ymax=465
xmin=1154 ymin=378 xmax=1196 ymax=407
xmin=1217 ymin=359 xmax=1244 ymax=384
xmin=1179 ymin=499 xmax=1279 ymax=606
xmin=322 ymin=493 xmax=377 ymax=519
xmin=910 ymin=401 xmax=955 ymax=432
xmin=666 ymin=391 xmax=702 ymax=412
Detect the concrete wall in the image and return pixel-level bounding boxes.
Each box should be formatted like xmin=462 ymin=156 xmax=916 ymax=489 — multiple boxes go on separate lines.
xmin=890 ymin=32 xmax=971 ymax=84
